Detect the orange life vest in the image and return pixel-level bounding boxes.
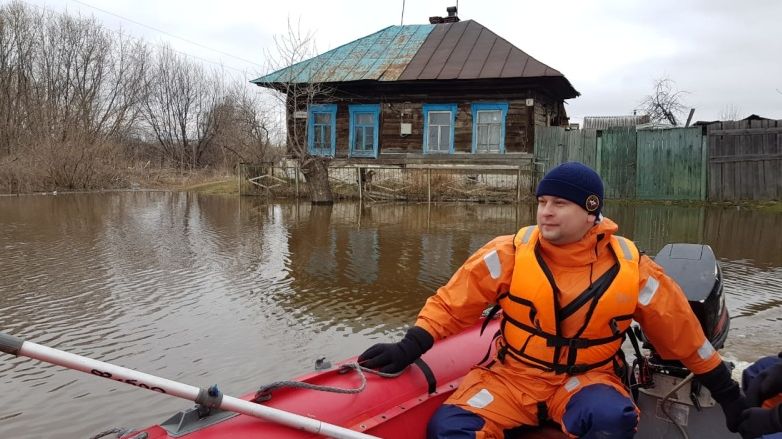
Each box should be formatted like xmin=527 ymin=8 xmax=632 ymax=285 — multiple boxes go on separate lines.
xmin=497 ymin=225 xmax=641 ymax=375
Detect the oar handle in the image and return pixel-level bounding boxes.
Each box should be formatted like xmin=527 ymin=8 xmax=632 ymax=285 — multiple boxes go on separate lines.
xmin=0 ymin=331 xmax=379 ymax=439
xmin=0 ymin=332 xmax=24 ymax=356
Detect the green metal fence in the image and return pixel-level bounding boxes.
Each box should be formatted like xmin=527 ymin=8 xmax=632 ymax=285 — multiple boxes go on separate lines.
xmin=535 ymin=126 xmax=707 ymax=201
xmin=636 ymin=128 xmax=706 ymax=200
xmin=534 ymin=127 xmax=598 ymax=171
xmin=597 ymin=127 xmax=638 ymax=199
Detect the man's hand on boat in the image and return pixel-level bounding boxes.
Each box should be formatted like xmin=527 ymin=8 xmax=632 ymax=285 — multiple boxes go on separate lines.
xmin=358 ymin=327 xmax=434 ymax=374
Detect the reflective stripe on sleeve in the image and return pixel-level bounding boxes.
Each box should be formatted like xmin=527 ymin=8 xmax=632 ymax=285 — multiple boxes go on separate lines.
xmin=697 ymin=340 xmax=716 ymax=360
xmin=467 ymin=389 xmax=494 ymax=409
xmin=483 ymin=250 xmax=501 ymax=280
xmin=638 ymin=276 xmax=659 ymax=306
xmin=565 ymin=377 xmax=581 ymax=392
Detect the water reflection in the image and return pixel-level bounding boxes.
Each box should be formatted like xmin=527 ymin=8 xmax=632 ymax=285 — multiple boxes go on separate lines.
xmin=0 ymin=193 xmax=780 ymax=437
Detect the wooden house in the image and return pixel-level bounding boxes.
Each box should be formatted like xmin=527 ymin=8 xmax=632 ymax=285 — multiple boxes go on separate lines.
xmin=252 ymin=8 xmax=580 ymax=166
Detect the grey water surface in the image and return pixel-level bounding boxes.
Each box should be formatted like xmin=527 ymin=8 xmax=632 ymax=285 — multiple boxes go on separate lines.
xmin=0 ymin=192 xmax=780 ymax=438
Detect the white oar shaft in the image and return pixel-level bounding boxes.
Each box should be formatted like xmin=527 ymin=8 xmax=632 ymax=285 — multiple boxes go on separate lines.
xmin=6 ymin=337 xmax=377 ymax=439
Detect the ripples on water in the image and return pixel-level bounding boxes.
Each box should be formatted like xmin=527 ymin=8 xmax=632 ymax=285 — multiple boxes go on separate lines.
xmin=0 ymin=193 xmax=780 ymax=437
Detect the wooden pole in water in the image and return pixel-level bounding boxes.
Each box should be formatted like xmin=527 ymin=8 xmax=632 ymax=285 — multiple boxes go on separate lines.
xmin=357 ymin=167 xmax=363 ymax=203
xmin=295 ymin=164 xmax=300 ymax=199
xmin=427 ymin=168 xmax=432 ymax=204
xmin=517 ymin=165 xmax=522 ymax=203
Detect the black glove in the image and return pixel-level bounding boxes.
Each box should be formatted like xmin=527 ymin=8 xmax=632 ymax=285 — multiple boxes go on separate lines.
xmin=746 ymin=356 xmax=782 ymax=407
xmin=697 ymin=362 xmax=749 ymax=432
xmin=738 ymin=406 xmax=782 ymax=439
xmin=358 ymin=326 xmax=434 ymax=374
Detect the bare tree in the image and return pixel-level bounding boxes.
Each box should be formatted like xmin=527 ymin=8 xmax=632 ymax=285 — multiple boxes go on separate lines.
xmin=640 ymin=77 xmax=689 ymax=126
xmin=141 ymin=44 xmax=221 ymax=169
xmin=0 ymin=2 xmax=39 ymax=155
xmin=259 ymin=19 xmax=334 ymax=204
xmin=205 ymin=82 xmax=278 ymax=166
xmin=0 ymin=1 xmax=150 ymax=190
xmin=719 ymin=104 xmax=742 ymax=121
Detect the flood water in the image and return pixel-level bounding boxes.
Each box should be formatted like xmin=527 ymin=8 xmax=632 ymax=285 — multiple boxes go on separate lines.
xmin=0 ymin=192 xmax=780 ymax=438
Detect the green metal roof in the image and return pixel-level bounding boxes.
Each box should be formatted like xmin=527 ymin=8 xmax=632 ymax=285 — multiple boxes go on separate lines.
xmin=252 ymin=24 xmax=434 ymax=84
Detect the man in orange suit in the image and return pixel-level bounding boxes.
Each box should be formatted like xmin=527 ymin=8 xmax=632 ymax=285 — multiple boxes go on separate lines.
xmin=360 ymin=162 xmax=747 ymax=438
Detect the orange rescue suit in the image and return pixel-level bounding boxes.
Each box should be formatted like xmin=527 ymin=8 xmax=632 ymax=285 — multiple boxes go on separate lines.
xmin=415 ymin=218 xmax=724 ymax=436
xmin=415 ymin=218 xmax=722 ymax=376
xmin=498 ymin=225 xmax=638 ymax=374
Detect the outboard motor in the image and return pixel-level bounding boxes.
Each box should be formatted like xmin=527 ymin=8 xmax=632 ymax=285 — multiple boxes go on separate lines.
xmin=648 ymin=243 xmax=730 ymax=354
xmin=633 ymin=243 xmax=739 ymax=439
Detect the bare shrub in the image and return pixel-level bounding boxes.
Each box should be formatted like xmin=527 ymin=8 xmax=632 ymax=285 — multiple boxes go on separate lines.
xmin=639 ymin=77 xmax=689 ymax=126
xmin=30 ymin=139 xmax=123 ymax=190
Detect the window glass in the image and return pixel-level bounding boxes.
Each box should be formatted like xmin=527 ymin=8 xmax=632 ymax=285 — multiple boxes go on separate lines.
xmin=438 ymin=126 xmax=451 ymax=149
xmin=308 ymin=105 xmax=336 ymax=155
xmin=350 ymin=108 xmax=378 ymax=155
xmin=314 ymin=113 xmax=331 ymax=124
xmin=355 ymin=113 xmax=373 ymax=125
xmin=430 ymin=112 xmax=450 ymax=125
xmin=364 ymin=127 xmax=375 ymax=149
xmin=478 ymin=110 xmax=501 ymax=124
xmin=428 ymin=110 xmax=452 ymax=152
xmin=475 ymin=108 xmax=503 ymax=153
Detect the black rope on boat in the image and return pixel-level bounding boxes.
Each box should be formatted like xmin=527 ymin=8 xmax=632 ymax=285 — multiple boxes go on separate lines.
xmin=253 ymin=361 xmax=402 ymax=403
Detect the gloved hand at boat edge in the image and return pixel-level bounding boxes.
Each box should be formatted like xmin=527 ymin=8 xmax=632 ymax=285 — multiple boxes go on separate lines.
xmin=358 ymin=326 xmax=434 ymax=374
xmin=738 ymin=405 xmax=782 ymax=439
xmin=745 ymin=353 xmax=782 ymax=407
xmin=697 ymin=362 xmax=749 ymax=433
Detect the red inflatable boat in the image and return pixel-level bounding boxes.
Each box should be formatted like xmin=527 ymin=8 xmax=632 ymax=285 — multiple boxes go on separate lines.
xmin=122 ymin=317 xmax=535 ymax=439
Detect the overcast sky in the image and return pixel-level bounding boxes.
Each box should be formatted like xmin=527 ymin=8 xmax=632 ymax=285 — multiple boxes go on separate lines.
xmin=16 ymin=0 xmax=782 ymax=123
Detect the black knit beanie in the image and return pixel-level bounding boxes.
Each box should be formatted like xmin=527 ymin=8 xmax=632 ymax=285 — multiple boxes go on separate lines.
xmin=535 ymin=162 xmax=604 ymax=217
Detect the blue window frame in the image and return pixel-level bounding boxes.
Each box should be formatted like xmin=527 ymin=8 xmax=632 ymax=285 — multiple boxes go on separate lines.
xmin=423 ymin=104 xmax=457 ymax=154
xmin=348 ymin=104 xmax=380 ymax=158
xmin=307 ymin=104 xmax=337 ymax=156
xmin=471 ymin=103 xmax=508 ymax=153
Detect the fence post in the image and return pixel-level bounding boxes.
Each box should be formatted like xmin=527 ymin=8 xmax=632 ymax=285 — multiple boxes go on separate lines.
xmin=516 ymin=166 xmax=522 ymax=203
xmin=427 ymin=168 xmax=432 ymax=204
xmin=596 ymin=135 xmax=603 ymax=175
xmin=700 ymin=134 xmax=708 ymax=201
xmin=357 ymin=166 xmax=363 ymax=203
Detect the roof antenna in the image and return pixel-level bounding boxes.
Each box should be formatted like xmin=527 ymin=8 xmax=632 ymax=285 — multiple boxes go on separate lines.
xmin=401 ymin=0 xmax=405 ymax=25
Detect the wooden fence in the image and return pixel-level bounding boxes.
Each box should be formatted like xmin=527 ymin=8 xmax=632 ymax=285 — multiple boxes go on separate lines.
xmin=707 ymin=120 xmax=782 ymax=201
xmin=535 ymin=126 xmax=706 ymax=200
xmin=535 ymin=123 xmax=781 ymax=202
xmin=598 ymin=127 xmax=638 ymax=199
xmin=636 ymin=127 xmax=706 ymax=200
xmin=534 ymin=128 xmax=598 ymax=170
